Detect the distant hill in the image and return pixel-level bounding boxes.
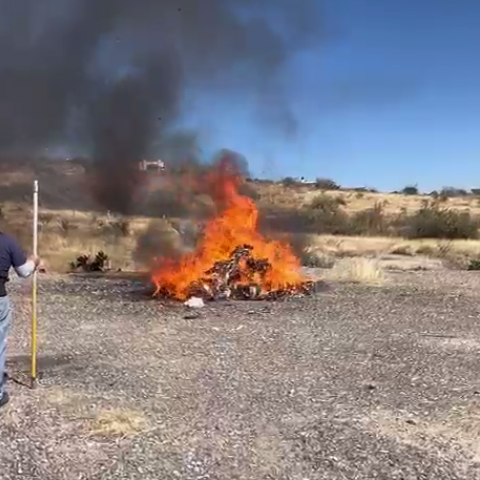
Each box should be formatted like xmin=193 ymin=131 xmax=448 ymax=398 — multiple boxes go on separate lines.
xmin=1 ymin=158 xmax=479 ymax=220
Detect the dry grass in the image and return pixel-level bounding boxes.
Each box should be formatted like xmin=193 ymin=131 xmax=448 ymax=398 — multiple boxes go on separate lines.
xmin=322 ymin=257 xmax=384 ymax=285
xmin=3 ymin=201 xmax=480 ymax=274
xmin=254 ymin=183 xmax=480 ymax=216
xmin=41 ymin=386 xmax=149 ymax=438
xmin=90 ymin=408 xmax=149 ymax=437
xmin=3 ymin=165 xmax=480 ymax=272
xmin=1 ymin=202 xmax=156 ymax=272
xmin=39 ymin=231 xmax=139 ymax=272
xmin=308 ymin=235 xmax=480 ymax=259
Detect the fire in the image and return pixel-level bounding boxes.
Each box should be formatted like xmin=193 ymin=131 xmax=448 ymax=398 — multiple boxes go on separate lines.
xmin=151 ymin=156 xmax=309 ymax=301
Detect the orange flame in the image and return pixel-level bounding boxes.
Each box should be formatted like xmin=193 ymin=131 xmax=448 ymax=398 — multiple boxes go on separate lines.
xmin=151 ymin=156 xmax=307 ymax=300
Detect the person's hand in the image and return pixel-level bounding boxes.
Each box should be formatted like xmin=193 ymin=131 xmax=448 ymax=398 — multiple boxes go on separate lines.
xmin=29 ymin=255 xmax=41 ymax=267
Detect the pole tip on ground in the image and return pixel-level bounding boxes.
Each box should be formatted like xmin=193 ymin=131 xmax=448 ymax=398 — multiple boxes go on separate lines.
xmin=30 ymin=377 xmax=38 ymax=390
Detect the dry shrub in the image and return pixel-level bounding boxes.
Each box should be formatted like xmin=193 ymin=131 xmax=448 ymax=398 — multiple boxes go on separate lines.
xmin=131 ymin=218 xmax=183 ymax=269
xmin=305 ymin=194 xmax=349 ymax=234
xmin=401 ymin=185 xmax=419 ymax=195
xmin=100 ymin=217 xmax=131 ymax=238
xmin=415 ymin=244 xmax=436 ymax=256
xmin=58 ymin=218 xmax=73 ymax=237
xmin=390 ymin=244 xmax=414 ymax=256
xmin=304 ymin=250 xmax=336 ymax=269
xmin=304 ymin=196 xmax=393 ymax=237
xmin=314 ymin=178 xmax=340 ymax=190
xmin=433 ymin=241 xmax=470 ymax=270
xmin=258 ymin=190 xmax=480 ymax=241
xmin=440 ymin=186 xmax=468 ymax=198
xmin=282 ymin=176 xmax=299 ymax=187
xmin=287 ymin=234 xmax=335 ymax=268
xmin=324 ymin=257 xmax=384 ymax=285
xmin=37 ymin=226 xmax=137 ymax=273
xmin=39 ymin=212 xmax=55 ymax=227
xmin=348 ymin=202 xmax=389 ymax=236
xmin=403 ymin=202 xmax=479 ymax=240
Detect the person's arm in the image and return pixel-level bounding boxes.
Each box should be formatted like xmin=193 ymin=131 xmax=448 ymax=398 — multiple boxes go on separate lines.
xmin=8 ymin=238 xmax=38 ymax=278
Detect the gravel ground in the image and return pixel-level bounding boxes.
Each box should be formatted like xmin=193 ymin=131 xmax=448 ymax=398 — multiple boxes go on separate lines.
xmin=1 ymin=270 xmax=480 ymax=479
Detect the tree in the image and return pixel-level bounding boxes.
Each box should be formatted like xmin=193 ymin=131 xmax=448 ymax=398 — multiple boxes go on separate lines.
xmin=315 ymin=178 xmax=340 ymax=190
xmin=401 ymin=185 xmax=419 ymax=195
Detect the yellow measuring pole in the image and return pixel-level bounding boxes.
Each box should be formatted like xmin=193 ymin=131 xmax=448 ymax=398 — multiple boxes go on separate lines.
xmin=31 ymin=180 xmax=38 ymax=388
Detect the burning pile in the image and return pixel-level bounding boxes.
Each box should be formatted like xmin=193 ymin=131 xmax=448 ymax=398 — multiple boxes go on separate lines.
xmin=151 ymin=157 xmax=314 ymax=301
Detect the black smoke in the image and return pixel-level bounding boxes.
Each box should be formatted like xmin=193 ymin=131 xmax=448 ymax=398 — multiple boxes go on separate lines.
xmin=0 ymin=0 xmax=324 ymax=212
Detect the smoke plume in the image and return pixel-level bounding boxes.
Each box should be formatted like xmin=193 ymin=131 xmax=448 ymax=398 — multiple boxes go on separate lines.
xmin=0 ymin=0 xmax=323 ymax=212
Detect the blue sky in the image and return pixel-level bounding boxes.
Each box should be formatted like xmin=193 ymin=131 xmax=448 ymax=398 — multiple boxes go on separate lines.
xmin=182 ymin=0 xmax=480 ymax=192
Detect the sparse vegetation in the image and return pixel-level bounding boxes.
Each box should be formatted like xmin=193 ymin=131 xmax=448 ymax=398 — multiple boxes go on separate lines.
xmin=287 ymin=234 xmax=336 ymax=268
xmin=348 ymin=202 xmax=389 ymax=236
xmin=58 ymin=218 xmax=72 ymax=237
xmin=2 ymin=158 xmax=480 ymax=273
xmin=111 ymin=218 xmax=131 ymax=237
xmin=403 ymin=202 xmax=479 ymax=240
xmin=304 ymin=194 xmax=349 ymax=234
xmin=288 ymin=191 xmax=480 ymax=243
xmin=323 ymin=257 xmax=384 ymax=285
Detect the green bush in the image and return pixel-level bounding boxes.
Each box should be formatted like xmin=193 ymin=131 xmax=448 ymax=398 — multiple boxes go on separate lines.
xmin=403 ymin=203 xmax=479 ymax=240
xmin=401 ymin=185 xmax=419 ymax=195
xmin=439 ymin=186 xmax=468 ymax=198
xmin=282 ymin=177 xmax=298 ymax=187
xmin=304 ymin=194 xmax=349 ymax=234
xmin=348 ymin=202 xmax=389 ymax=236
xmin=314 ymin=178 xmax=340 ymax=190
xmin=467 ymin=259 xmax=480 ymax=271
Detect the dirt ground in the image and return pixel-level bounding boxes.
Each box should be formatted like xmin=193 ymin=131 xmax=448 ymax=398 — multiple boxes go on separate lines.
xmin=1 ymin=270 xmax=480 ymax=479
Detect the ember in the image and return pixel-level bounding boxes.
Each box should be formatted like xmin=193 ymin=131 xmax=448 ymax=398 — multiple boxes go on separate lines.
xmin=151 ymin=156 xmax=313 ymax=301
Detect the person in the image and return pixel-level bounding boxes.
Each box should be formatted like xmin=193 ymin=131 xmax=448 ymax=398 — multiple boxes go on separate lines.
xmin=0 ymin=231 xmax=40 ymax=408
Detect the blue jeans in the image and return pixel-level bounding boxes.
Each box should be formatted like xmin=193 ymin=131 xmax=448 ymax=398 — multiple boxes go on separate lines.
xmin=0 ymin=296 xmax=10 ymax=399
